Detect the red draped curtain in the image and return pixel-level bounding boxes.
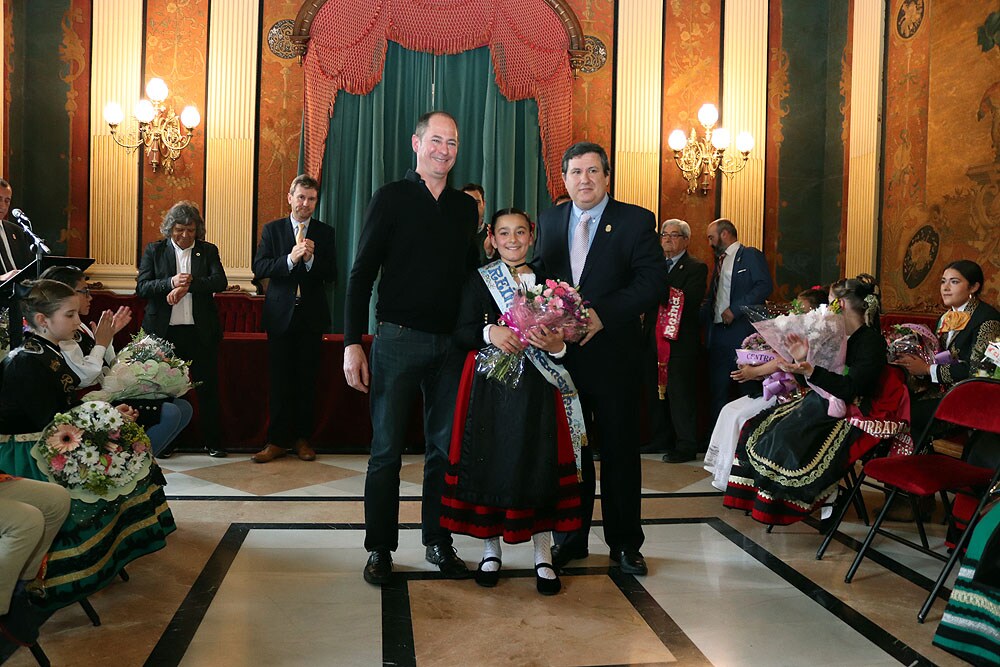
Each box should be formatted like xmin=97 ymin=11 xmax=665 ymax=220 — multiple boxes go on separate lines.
xmin=301 ymin=0 xmax=574 ymax=196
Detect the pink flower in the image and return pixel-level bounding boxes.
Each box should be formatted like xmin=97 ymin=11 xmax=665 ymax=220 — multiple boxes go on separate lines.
xmin=109 ymin=430 xmax=120 ymax=440
xmin=543 ymin=288 xmax=553 ymax=297
xmin=47 ymin=424 xmax=83 ymax=454
xmin=50 ymin=454 xmax=67 ymax=471
xmin=534 ymin=295 xmax=544 ymax=304
xmin=132 ymin=441 xmax=149 ymax=454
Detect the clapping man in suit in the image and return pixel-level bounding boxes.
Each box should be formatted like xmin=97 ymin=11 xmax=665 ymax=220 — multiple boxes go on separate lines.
xmin=701 ymin=218 xmax=772 ymax=432
xmin=645 ymin=219 xmax=708 ymax=463
xmin=534 ymin=142 xmax=667 ymax=575
xmin=252 ymin=174 xmax=337 ymax=463
xmin=136 ymin=201 xmax=228 ymax=457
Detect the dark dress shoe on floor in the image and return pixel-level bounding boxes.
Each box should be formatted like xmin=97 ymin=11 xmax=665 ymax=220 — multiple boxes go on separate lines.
xmin=535 ymin=563 xmax=561 ymax=596
xmin=156 ymin=443 xmax=176 ymax=459
xmin=205 ymin=445 xmax=227 ymax=458
xmin=640 ymin=440 xmax=671 ymax=454
xmin=293 ymin=439 xmax=316 ymax=461
xmin=425 ymin=544 xmax=469 ymax=578
xmin=363 ymin=551 xmax=393 ymax=585
xmin=251 ymin=444 xmax=287 ymax=464
xmin=474 ymin=557 xmax=501 ymax=588
xmin=551 ymin=543 xmax=589 ymax=570
xmin=662 ymin=450 xmax=696 ymax=464
xmin=611 ymin=549 xmax=648 ymax=576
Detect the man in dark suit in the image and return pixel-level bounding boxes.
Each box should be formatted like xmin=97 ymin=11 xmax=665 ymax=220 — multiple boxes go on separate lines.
xmin=534 ymin=142 xmax=667 ymax=576
xmin=460 ymin=183 xmax=495 ymax=265
xmin=136 ymin=201 xmax=228 ymax=457
xmin=701 ymin=217 xmax=773 ymax=432
xmin=0 ymin=179 xmax=36 ymax=348
xmin=643 ymin=218 xmax=708 ymax=463
xmin=252 ymin=174 xmax=337 ymax=463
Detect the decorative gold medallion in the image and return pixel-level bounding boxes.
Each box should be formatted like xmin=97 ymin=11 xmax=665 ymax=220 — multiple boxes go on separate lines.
xmin=605 ymin=224 xmax=612 ymax=232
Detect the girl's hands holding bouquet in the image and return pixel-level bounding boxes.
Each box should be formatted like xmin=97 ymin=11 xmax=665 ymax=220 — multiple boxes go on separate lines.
xmin=489 ymin=325 xmax=523 ymax=354
xmin=526 ymin=325 xmax=564 ymax=354
xmin=116 ymin=404 xmax=139 ymax=422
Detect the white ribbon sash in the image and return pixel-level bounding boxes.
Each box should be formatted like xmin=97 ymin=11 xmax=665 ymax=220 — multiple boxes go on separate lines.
xmin=479 ymin=260 xmax=587 ymax=479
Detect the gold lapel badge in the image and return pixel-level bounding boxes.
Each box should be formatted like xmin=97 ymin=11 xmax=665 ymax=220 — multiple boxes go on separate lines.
xmin=604 ymin=224 xmax=612 ymax=232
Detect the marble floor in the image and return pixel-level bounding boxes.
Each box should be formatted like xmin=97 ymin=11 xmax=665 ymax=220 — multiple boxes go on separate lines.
xmin=4 ymin=453 xmax=971 ymax=666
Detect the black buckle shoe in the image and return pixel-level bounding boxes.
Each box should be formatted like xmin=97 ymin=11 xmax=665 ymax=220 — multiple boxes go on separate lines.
xmin=425 ymin=544 xmax=469 ymax=578
xmin=363 ymin=551 xmax=393 ymax=585
xmin=611 ymin=549 xmax=648 ymax=576
xmin=474 ymin=557 xmax=501 ymax=588
xmin=535 ymin=563 xmax=561 ymax=596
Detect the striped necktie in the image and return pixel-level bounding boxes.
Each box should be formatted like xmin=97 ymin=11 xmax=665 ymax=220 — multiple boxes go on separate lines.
xmin=570 ymin=212 xmax=592 ymax=285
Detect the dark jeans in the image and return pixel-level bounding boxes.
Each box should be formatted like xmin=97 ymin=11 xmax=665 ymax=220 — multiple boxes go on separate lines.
xmin=265 ymin=311 xmax=322 ymax=446
xmin=555 ymin=385 xmax=644 ymax=554
xmin=166 ymin=325 xmax=222 ymax=447
xmin=363 ymin=322 xmax=463 ymax=552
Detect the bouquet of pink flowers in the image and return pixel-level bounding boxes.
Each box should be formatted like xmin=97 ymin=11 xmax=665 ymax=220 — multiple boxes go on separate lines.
xmin=31 ymin=401 xmax=152 ymax=501
xmin=476 ymin=279 xmax=590 ymax=388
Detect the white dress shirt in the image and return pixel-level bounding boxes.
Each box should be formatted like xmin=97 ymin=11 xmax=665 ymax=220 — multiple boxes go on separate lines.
xmin=168 ymin=239 xmax=195 ymax=325
xmin=714 ymin=242 xmax=742 ymax=323
xmin=286 ymin=216 xmax=316 ymax=273
xmin=60 ymin=323 xmax=116 ymax=387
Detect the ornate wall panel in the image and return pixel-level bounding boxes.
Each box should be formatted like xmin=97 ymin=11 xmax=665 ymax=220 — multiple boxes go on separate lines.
xmin=89 ymin=0 xmax=142 ymax=288
xmin=258 ymin=0 xmax=304 ymax=237
xmin=613 ymin=0 xmax=662 ymax=216
xmin=659 ymin=0 xmax=722 ymax=266
xmin=204 ymin=0 xmax=259 ymax=288
xmin=62 ymin=0 xmax=91 ymax=257
xmin=880 ymin=0 xmax=1000 ymax=311
xmin=140 ymin=0 xmax=208 ymax=253
xmin=566 ymin=0 xmax=613 ymax=153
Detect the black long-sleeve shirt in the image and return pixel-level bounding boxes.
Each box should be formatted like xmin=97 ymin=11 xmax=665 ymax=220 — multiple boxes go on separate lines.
xmin=344 ymin=170 xmax=478 ymax=345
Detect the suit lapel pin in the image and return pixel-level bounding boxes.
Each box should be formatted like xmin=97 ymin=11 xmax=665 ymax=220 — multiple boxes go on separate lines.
xmin=605 ymin=224 xmax=612 ymax=232
xmin=196 ymin=252 xmax=201 ymax=257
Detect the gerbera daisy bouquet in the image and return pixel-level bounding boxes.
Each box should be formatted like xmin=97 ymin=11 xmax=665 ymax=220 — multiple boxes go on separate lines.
xmin=85 ymin=330 xmax=195 ymax=402
xmin=476 ymin=279 xmax=590 ymax=388
xmin=32 ymin=401 xmax=152 ymax=501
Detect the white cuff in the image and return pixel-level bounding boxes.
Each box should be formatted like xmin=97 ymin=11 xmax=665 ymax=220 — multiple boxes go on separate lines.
xmin=482 ymin=324 xmax=493 ymax=345
xmin=549 ymin=344 xmax=567 ymax=359
xmin=929 ymin=364 xmax=940 ymax=384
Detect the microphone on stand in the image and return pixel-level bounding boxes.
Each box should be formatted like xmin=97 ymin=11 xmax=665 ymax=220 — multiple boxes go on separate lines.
xmin=10 ymin=209 xmax=50 ymax=254
xmin=11 ymin=208 xmax=32 ymax=229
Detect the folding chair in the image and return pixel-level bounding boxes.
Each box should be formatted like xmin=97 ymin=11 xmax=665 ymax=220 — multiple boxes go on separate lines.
xmin=814 ymin=365 xmax=911 ymax=557
xmin=842 ymin=378 xmax=1000 ymax=622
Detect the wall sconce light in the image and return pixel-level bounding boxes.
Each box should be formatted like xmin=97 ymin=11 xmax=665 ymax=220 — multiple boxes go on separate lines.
xmin=667 ymin=103 xmax=753 ymax=195
xmin=103 ymin=78 xmax=201 ymax=175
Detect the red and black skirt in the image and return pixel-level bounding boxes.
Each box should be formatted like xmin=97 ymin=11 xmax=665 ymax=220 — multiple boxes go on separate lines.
xmin=441 ymin=351 xmax=582 ymax=544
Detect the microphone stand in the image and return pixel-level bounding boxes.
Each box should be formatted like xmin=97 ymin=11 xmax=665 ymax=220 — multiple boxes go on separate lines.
xmin=14 ymin=219 xmax=51 ymax=277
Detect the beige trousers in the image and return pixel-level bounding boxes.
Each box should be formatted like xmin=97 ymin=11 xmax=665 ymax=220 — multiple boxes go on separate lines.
xmin=0 ymin=478 xmax=71 ymax=614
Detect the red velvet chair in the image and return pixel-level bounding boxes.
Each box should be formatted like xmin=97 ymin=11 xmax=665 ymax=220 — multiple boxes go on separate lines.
xmin=843 ymin=378 xmax=1000 ymax=622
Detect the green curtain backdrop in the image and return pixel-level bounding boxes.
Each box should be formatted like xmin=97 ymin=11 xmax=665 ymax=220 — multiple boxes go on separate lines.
xmin=315 ymin=42 xmax=551 ymax=332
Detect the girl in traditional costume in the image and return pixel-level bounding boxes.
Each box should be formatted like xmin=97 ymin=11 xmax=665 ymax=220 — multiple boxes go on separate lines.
xmin=441 ymin=209 xmax=582 ymax=595
xmin=0 ymin=279 xmax=175 ymax=612
xmin=723 ymin=275 xmax=888 ymax=525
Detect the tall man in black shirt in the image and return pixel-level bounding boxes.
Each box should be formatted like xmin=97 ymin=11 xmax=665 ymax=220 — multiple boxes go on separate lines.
xmin=344 ymin=111 xmax=478 ymax=585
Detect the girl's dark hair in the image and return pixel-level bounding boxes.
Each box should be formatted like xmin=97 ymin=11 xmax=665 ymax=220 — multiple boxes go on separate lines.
xmin=943 ymin=260 xmax=985 ymax=296
xmin=796 ymin=287 xmax=828 ymax=311
xmin=487 ymin=207 xmax=533 ymax=234
xmin=21 ymin=279 xmax=77 ymax=329
xmin=831 ymin=273 xmax=880 ymax=328
xmin=39 ymin=265 xmax=86 ymax=288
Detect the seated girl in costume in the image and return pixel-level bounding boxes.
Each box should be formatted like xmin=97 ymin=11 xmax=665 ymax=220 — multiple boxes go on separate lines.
xmin=39 ymin=265 xmax=193 ymax=458
xmin=723 ymin=275 xmax=887 ymax=526
xmin=0 ymin=279 xmax=175 ymax=613
xmin=441 ymin=208 xmax=582 ymax=596
xmin=704 ymin=287 xmax=827 ymax=491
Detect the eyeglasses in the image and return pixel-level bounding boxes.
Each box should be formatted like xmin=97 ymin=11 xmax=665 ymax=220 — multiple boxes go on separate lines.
xmin=660 ymin=232 xmax=685 ymax=239
xmin=76 ymin=287 xmax=91 ymax=296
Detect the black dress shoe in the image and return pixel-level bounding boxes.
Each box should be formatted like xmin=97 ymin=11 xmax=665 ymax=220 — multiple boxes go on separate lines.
xmin=535 ymin=563 xmax=561 ymax=596
xmin=662 ymin=450 xmax=696 ymax=464
xmin=425 ymin=544 xmax=469 ymax=578
xmin=551 ymin=543 xmax=589 ymax=570
xmin=156 ymin=443 xmax=176 ymax=459
xmin=474 ymin=557 xmax=501 ymax=588
xmin=205 ymin=445 xmax=227 ymax=458
xmin=363 ymin=551 xmax=393 ymax=585
xmin=611 ymin=548 xmax=648 ymax=576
